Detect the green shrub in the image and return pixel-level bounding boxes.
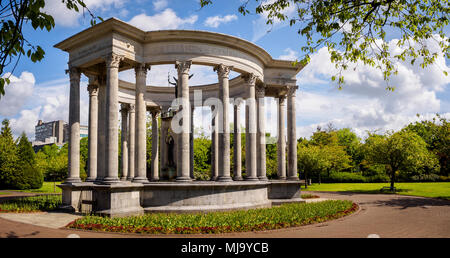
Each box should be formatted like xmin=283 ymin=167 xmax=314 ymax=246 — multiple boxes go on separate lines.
xmin=328 ymin=172 xmax=367 ymax=183
xmin=411 ymin=173 xmax=441 ymax=182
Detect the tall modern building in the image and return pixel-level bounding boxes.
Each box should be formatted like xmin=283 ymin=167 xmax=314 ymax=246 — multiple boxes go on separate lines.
xmin=35 ymin=120 xmax=66 ymax=145
xmin=34 ymin=120 xmax=88 ymax=147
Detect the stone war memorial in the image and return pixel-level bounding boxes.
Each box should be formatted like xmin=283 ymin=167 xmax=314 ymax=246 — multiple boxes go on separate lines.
xmin=55 ymin=18 xmax=304 ymax=217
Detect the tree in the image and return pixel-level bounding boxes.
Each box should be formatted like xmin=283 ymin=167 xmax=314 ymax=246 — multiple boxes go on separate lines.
xmin=297 ymin=143 xmax=329 ymax=187
xmin=17 ymin=131 xmax=35 ymax=166
xmin=403 ymin=115 xmax=450 ymax=177
xmin=0 ymin=0 xmax=102 ymax=97
xmin=0 ymin=119 xmax=19 ymax=188
xmin=336 ymin=128 xmax=364 ymax=170
xmin=363 ymin=130 xmax=439 ymax=191
xmin=200 ymin=0 xmax=449 ymax=89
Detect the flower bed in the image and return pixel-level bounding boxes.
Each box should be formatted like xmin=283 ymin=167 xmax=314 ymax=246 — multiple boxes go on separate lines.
xmin=67 ymin=200 xmax=358 ymax=234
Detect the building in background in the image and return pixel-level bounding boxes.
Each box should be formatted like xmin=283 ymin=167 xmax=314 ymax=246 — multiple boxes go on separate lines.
xmin=33 ymin=120 xmax=88 ymax=151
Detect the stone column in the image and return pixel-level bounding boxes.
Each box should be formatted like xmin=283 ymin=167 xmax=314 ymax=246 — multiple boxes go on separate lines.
xmin=214 ymin=64 xmax=233 ymax=182
xmin=287 ymin=86 xmax=298 ymax=180
xmin=103 ymin=53 xmax=123 ymax=184
xmin=127 ymin=104 xmax=136 ymax=181
xmin=120 ymin=103 xmax=129 ymax=181
xmin=133 ymin=64 xmax=150 ymax=183
xmin=190 ymin=106 xmax=194 ymax=179
xmin=277 ymin=96 xmax=287 ymax=179
xmin=66 ymin=66 xmax=81 ymax=183
xmin=243 ymin=73 xmax=258 ymax=181
xmin=233 ymin=101 xmax=243 ymax=180
xmin=210 ymin=105 xmax=219 ymax=181
xmin=256 ymin=85 xmax=267 ymax=181
xmin=86 ymin=78 xmax=98 ymax=182
xmin=150 ymin=109 xmax=160 ymax=181
xmin=175 ymin=60 xmax=192 ymax=181
xmin=96 ymin=75 xmax=107 ymax=182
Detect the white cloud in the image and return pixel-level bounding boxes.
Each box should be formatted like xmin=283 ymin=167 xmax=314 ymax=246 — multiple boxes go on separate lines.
xmin=153 ymin=0 xmax=168 ymax=11
xmin=43 ymin=0 xmax=126 ymax=27
xmin=10 ymin=107 xmax=41 ymax=138
xmin=128 ymin=9 xmax=198 ymax=31
xmin=204 ymin=14 xmax=238 ymax=28
xmin=0 ymin=72 xmax=35 ymax=117
xmin=278 ymin=48 xmax=298 ymax=61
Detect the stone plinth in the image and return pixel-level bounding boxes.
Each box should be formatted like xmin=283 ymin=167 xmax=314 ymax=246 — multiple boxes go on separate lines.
xmin=92 ymin=183 xmax=144 ymax=217
xmin=141 ymin=181 xmax=271 ymax=213
xmin=58 ymin=180 xmax=302 ymax=217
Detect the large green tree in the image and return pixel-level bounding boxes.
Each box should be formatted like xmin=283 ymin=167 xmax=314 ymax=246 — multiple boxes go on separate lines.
xmin=200 ymin=0 xmax=449 ymax=89
xmin=0 ymin=0 xmax=101 ymax=97
xmin=363 ymin=130 xmax=439 ymax=191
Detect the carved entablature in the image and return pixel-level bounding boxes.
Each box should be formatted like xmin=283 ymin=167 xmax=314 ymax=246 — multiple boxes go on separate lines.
xmin=214 ymin=64 xmax=233 ymax=78
xmin=175 ymin=60 xmax=192 ymax=75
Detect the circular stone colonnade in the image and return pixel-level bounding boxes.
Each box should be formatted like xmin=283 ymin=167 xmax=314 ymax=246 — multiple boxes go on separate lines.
xmin=56 ymin=18 xmax=305 ymax=217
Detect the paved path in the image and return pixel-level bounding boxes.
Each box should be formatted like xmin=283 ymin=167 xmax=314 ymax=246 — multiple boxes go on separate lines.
xmin=0 ymin=192 xmax=448 ymax=238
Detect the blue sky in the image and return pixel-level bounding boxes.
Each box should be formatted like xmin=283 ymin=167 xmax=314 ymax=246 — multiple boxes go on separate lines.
xmin=0 ymin=0 xmax=449 ymax=141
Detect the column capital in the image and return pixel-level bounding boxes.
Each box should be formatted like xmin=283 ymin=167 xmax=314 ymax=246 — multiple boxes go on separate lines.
xmin=241 ymin=73 xmax=257 ymax=85
xmin=150 ymin=108 xmax=161 ymax=117
xmin=104 ymin=53 xmax=124 ymax=69
xmin=255 ymin=84 xmax=266 ymax=98
xmin=128 ymin=104 xmax=135 ymax=113
xmin=66 ymin=65 xmax=81 ymax=81
xmin=175 ymin=60 xmax=192 ymax=75
xmin=214 ymin=64 xmax=233 ymax=78
xmin=278 ymin=95 xmax=287 ymax=105
xmin=120 ymin=103 xmax=130 ymax=113
xmin=135 ymin=63 xmax=151 ymax=76
xmin=87 ymin=84 xmax=99 ymax=96
xmin=287 ymin=85 xmax=298 ymax=97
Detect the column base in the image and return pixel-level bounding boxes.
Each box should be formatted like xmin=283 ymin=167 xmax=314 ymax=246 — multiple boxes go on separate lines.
xmin=244 ymin=176 xmax=259 ymax=181
xmin=277 ymin=176 xmax=287 ymax=180
xmin=233 ymin=176 xmax=243 ymax=181
xmin=258 ymin=176 xmax=268 ymax=181
xmin=132 ymin=177 xmax=149 ymax=183
xmin=65 ymin=177 xmax=82 ymax=183
xmin=102 ymin=177 xmax=121 ymax=184
xmin=126 ymin=177 xmax=134 ymax=181
xmin=216 ymin=176 xmax=233 ymax=182
xmin=176 ymin=176 xmax=193 ymax=182
xmin=150 ymin=178 xmax=160 ymax=182
xmin=287 ymin=176 xmax=299 ymax=181
xmin=85 ymin=177 xmax=96 ymax=182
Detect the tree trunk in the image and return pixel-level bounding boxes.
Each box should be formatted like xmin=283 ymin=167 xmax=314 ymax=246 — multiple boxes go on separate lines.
xmin=390 ymin=168 xmax=396 ymax=192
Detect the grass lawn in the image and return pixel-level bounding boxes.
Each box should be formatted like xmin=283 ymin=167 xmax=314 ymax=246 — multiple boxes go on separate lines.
xmin=68 ymin=200 xmax=357 ymax=234
xmin=0 ymin=192 xmax=11 ymax=195
xmin=4 ymin=181 xmax=62 ymax=194
xmin=302 ymin=182 xmax=450 ymax=200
